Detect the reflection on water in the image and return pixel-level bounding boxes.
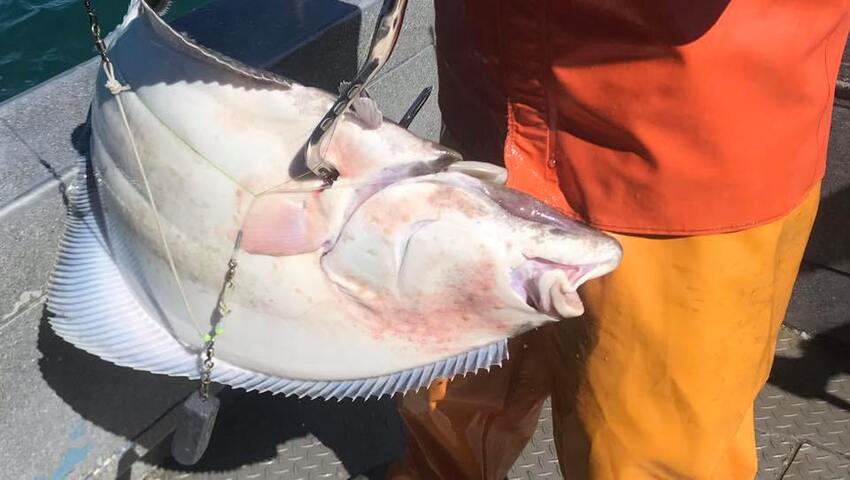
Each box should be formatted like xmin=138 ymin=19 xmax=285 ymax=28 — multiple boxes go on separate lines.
xmin=0 ymin=0 xmax=208 ymax=103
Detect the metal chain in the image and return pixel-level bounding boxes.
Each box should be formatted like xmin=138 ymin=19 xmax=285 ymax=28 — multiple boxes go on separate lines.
xmin=82 ymin=0 xmax=111 ymax=67
xmin=201 ymin=255 xmax=240 ymax=400
xmin=200 ymin=341 xmax=215 ymax=399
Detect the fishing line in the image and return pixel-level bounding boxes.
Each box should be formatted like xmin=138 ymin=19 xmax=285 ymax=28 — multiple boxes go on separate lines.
xmin=103 ymin=60 xmax=244 ymax=466
xmin=83 ymin=0 xmax=209 ymax=343
xmin=110 ymin=78 xmax=205 ymax=339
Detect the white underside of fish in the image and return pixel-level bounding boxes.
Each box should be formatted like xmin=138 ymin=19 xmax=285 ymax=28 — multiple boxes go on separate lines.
xmin=45 ymin=0 xmax=622 ymax=400
xmin=47 ymin=156 xmax=509 ymax=399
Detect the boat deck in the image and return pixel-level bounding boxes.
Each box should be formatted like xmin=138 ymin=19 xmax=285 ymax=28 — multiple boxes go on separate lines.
xmin=133 ymin=327 xmax=850 ymax=480
xmin=1 ymin=2 xmax=849 ymax=478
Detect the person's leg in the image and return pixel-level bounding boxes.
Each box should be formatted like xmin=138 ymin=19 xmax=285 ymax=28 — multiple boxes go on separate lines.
xmin=387 ymin=326 xmax=561 ymax=480
xmin=551 ymin=184 xmax=821 ymax=479
xmin=388 ymin=183 xmax=819 ymax=480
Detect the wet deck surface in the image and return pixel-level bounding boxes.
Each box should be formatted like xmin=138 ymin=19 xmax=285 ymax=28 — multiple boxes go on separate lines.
xmin=134 ymin=326 xmax=850 ymax=480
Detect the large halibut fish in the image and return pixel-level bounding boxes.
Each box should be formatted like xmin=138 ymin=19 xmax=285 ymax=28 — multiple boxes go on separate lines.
xmin=46 ymin=0 xmax=623 ymax=400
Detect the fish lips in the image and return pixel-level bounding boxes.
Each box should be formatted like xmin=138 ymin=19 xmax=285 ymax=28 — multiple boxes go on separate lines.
xmin=509 ymin=258 xmax=616 ymax=319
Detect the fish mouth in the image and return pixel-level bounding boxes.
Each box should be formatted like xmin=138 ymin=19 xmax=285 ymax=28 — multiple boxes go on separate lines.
xmin=510 ymin=258 xmax=608 ymax=318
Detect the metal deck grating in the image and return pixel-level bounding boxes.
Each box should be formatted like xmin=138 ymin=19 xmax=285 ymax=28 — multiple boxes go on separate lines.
xmin=138 ymin=328 xmax=850 ymax=480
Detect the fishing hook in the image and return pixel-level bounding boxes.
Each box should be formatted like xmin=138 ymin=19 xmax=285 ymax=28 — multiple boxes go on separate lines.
xmin=304 ymin=0 xmax=409 ymax=186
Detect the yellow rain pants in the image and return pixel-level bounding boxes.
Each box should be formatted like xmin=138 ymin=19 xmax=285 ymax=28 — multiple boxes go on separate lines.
xmin=388 ymin=183 xmax=821 ymax=480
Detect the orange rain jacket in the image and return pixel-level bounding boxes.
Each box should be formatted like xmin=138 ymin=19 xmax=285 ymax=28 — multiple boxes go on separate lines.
xmin=440 ymin=0 xmax=850 ymax=235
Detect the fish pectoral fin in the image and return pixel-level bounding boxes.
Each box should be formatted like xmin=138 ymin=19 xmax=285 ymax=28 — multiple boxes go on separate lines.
xmin=350 ymin=97 xmax=383 ymax=130
xmin=241 ymin=194 xmax=328 ymax=257
xmin=338 ymin=80 xmax=382 ymax=129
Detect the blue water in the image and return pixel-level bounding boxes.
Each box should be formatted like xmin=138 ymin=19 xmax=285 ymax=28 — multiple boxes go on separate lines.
xmin=0 ymin=0 xmax=209 ymax=103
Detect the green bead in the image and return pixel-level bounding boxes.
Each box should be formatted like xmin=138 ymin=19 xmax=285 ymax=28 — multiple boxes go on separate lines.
xmin=202 ymin=333 xmax=212 ymax=342
xmin=215 ymin=324 xmax=224 ymax=335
